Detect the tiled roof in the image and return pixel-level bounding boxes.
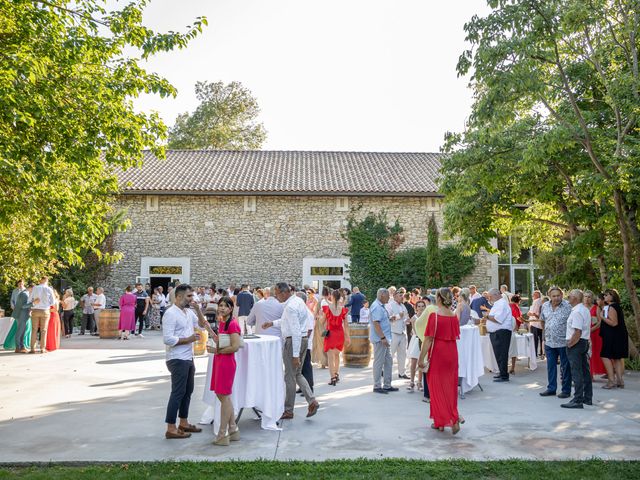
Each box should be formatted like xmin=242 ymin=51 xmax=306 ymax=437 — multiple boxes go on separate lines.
xmin=117 ymin=150 xmax=442 ymax=196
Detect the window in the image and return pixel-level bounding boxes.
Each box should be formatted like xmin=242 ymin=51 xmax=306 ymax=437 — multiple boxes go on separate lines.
xmin=336 ymin=197 xmax=349 ymax=212
xmin=310 ymin=266 xmax=344 ymax=276
xmin=149 ymin=266 xmax=183 ymax=275
xmin=244 ymin=196 xmax=256 ymax=212
xmin=146 ymin=195 xmax=159 ymax=212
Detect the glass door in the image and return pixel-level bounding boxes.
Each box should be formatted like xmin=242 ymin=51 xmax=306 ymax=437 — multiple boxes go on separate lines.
xmin=512 ymin=267 xmax=533 ymax=308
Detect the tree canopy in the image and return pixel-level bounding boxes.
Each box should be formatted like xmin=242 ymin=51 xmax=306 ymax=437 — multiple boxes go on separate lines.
xmin=440 ymin=0 xmax=640 ymax=332
xmin=167 ymin=81 xmax=267 ymax=150
xmin=0 ymin=0 xmax=206 ymax=284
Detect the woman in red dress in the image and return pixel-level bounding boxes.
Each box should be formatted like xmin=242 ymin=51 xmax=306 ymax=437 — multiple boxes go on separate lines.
xmin=588 ymin=292 xmax=606 ymax=377
xmin=210 ymin=296 xmax=242 ymax=446
xmin=45 ymin=290 xmax=61 ymax=352
xmin=418 ymin=287 xmax=461 ymax=435
xmin=322 ymin=289 xmax=350 ymax=386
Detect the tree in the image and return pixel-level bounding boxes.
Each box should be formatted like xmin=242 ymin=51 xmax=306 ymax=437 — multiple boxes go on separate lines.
xmin=343 ymin=211 xmax=404 ymax=300
xmin=441 ymin=0 xmax=640 ymax=334
xmin=167 ymin=81 xmax=267 ymax=150
xmin=425 ymin=215 xmax=443 ymax=287
xmin=0 ymin=0 xmax=206 ymax=285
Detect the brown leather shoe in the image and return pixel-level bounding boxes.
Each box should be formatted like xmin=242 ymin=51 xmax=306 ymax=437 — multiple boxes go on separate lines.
xmin=165 ymin=430 xmax=191 ymax=439
xmin=306 ymin=400 xmax=319 ymax=418
xmin=178 ymin=423 xmax=202 ymax=433
xmin=19 ymin=349 xmax=28 ymax=353
xmin=280 ymin=411 xmax=294 ymax=420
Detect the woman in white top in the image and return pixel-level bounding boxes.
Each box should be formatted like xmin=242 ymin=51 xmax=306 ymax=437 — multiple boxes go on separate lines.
xmin=62 ymin=289 xmax=77 ymax=338
xmin=407 ymin=299 xmax=427 ymax=391
xmin=149 ymin=287 xmax=162 ymax=330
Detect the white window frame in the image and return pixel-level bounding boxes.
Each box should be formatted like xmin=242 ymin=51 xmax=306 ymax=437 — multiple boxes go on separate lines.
xmin=244 ymin=195 xmax=257 ymax=212
xmin=335 ymin=197 xmax=349 ymax=212
xmin=146 ymin=195 xmax=159 ymax=212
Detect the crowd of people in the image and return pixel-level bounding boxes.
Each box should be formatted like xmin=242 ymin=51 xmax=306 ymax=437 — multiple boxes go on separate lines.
xmin=5 ymin=277 xmax=632 ymax=442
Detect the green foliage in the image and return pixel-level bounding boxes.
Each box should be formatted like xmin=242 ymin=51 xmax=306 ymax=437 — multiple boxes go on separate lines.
xmin=425 ymin=215 xmax=443 ymax=286
xmin=343 ymin=211 xmax=404 ymax=300
xmin=441 ymin=0 xmax=640 ymax=332
xmin=396 ymin=246 xmax=476 ymax=290
xmin=0 ymin=0 xmax=206 ymax=285
xmin=168 ymin=81 xmax=267 ymax=150
xmin=344 ymin=211 xmax=476 ymax=299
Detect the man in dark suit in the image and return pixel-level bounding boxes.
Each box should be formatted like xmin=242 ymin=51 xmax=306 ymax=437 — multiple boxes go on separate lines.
xmin=346 ymin=287 xmax=366 ymax=323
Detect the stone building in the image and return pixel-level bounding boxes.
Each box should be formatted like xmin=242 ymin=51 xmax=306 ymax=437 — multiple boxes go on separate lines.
xmin=105 ymin=150 xmax=498 ymax=299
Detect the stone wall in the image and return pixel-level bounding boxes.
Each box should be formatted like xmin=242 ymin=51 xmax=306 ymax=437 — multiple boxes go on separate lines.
xmin=103 ymin=194 xmax=497 ymax=300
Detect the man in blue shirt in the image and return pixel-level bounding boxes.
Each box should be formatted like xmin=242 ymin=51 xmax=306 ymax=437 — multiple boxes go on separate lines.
xmin=236 ymin=284 xmax=255 ymax=335
xmin=346 ymin=287 xmax=366 ymax=323
xmin=369 ymin=288 xmax=397 ymax=394
xmin=470 ymin=291 xmax=491 ymax=318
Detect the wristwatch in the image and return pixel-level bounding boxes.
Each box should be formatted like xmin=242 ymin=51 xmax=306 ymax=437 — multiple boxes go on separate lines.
xmin=380 ymin=336 xmax=386 ymax=340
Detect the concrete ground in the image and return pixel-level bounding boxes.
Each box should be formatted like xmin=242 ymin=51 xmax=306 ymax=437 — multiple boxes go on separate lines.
xmin=0 ymin=331 xmax=639 ymax=462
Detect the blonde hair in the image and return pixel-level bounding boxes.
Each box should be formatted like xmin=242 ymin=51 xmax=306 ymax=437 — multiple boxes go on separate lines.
xmin=436 ymin=287 xmax=454 ymax=308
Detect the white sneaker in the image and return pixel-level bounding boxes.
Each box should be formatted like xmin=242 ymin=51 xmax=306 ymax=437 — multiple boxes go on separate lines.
xmin=138 ymin=334 xmax=144 ymax=338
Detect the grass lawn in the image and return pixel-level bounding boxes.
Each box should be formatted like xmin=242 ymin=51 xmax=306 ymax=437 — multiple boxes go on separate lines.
xmin=0 ymin=460 xmax=638 ymax=479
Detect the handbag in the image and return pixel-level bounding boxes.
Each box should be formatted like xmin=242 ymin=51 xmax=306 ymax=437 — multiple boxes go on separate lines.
xmin=218 ymin=333 xmax=231 ymax=349
xmin=422 ymin=313 xmax=438 ymax=373
xmin=321 ymin=329 xmax=330 ymax=338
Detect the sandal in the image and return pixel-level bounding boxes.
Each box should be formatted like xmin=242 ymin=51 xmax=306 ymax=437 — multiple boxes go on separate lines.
xmin=602 ymin=383 xmax=617 ymax=389
xmin=407 ymin=382 xmax=415 ymax=390
xmin=452 ymin=421 xmax=461 ymax=435
xmin=430 ymin=424 xmax=444 ymax=431
xmin=417 ymin=384 xmax=423 ymax=391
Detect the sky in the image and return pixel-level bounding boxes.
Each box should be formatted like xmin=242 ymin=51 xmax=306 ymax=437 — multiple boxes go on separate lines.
xmin=131 ymin=0 xmax=491 ymax=153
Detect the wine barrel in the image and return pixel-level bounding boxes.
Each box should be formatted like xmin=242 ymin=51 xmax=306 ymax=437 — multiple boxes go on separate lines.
xmin=193 ymin=328 xmax=209 ymax=356
xmin=98 ymin=309 xmax=120 ymax=339
xmin=343 ymin=323 xmax=371 ymax=368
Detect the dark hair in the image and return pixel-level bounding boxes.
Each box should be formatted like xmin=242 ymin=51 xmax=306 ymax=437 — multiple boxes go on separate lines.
xmin=175 ymin=284 xmax=192 ymax=298
xmin=218 ymin=296 xmax=235 ymax=330
xmin=322 ymin=286 xmax=330 ymax=297
xmin=597 ymin=292 xmax=606 ymax=302
xmin=604 ymin=288 xmax=621 ymax=304
xmin=125 ymin=285 xmax=133 ymax=292
xmin=511 ymin=294 xmax=521 ymax=304
xmin=16 ymin=279 xmax=24 ymax=286
xmin=275 ymin=282 xmax=290 ymax=294
xmin=331 ymin=289 xmax=341 ymax=306
xmin=343 ymin=288 xmax=351 ymax=296
xmin=416 ymin=300 xmax=426 ymax=308
xmin=241 ymin=284 xmax=249 ymax=289
xmin=233 ymin=287 xmax=240 ymax=296
xmin=135 ymin=283 xmax=142 ymax=287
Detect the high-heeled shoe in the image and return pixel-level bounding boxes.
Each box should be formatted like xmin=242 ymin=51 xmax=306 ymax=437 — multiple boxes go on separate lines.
xmin=229 ymin=428 xmax=240 ymax=441
xmin=213 ymin=435 xmax=230 ymax=446
xmin=452 ymin=421 xmax=461 ymax=435
xmin=328 ymin=376 xmax=337 ymax=386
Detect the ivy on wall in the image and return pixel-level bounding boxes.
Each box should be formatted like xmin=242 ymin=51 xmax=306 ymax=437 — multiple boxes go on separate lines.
xmin=343 ymin=211 xmax=476 ymax=301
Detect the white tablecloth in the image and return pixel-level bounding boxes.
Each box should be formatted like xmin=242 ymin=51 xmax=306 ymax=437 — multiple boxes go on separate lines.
xmin=480 ymin=332 xmax=537 ymax=371
xmin=457 ymin=325 xmax=485 ymax=393
xmin=200 ymin=335 xmax=284 ymax=431
xmin=0 ymin=317 xmax=15 ymax=348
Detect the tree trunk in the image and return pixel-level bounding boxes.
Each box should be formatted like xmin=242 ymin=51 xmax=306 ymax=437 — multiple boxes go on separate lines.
xmin=613 ymin=191 xmax=640 ymax=338
xmin=596 ymin=254 xmax=608 ymax=288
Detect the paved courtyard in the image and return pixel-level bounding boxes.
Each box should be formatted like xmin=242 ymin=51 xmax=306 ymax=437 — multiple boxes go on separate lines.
xmin=0 ymin=331 xmax=639 ymax=462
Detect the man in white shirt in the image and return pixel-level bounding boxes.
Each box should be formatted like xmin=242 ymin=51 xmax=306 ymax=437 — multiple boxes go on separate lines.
xmin=500 ymin=284 xmax=512 ymax=303
xmin=29 ymin=276 xmax=55 ymax=353
xmin=386 ymin=290 xmax=410 ymax=379
xmin=93 ymin=287 xmax=106 ymax=336
xmin=468 ymin=285 xmax=482 ymax=302
xmin=262 ymin=282 xmax=319 ymax=420
xmin=485 ymin=287 xmax=513 ymax=382
xmin=162 ymin=284 xmax=214 ymax=439
xmin=563 ymin=289 xmax=592 ymax=409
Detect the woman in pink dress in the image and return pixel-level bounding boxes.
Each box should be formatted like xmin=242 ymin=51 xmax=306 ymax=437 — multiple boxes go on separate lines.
xmin=210 ymin=296 xmax=242 ymax=446
xmin=118 ymin=285 xmax=137 ymax=340
xmin=45 ymin=291 xmax=61 ymax=352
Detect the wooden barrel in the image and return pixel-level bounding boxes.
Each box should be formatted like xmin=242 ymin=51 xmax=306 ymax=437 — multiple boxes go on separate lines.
xmin=343 ymin=323 xmax=371 ymax=368
xmin=98 ymin=309 xmax=120 ymax=339
xmin=193 ymin=328 xmax=209 ymax=356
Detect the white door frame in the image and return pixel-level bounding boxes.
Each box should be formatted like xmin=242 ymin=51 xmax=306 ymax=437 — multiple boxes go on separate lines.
xmin=140 ymin=257 xmax=191 ymax=285
xmin=302 ymin=257 xmax=351 ymax=291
